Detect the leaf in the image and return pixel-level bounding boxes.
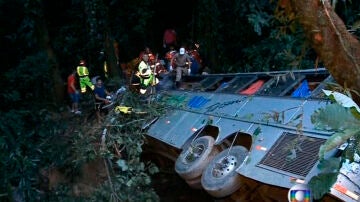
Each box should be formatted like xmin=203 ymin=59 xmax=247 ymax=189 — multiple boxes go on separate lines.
xmin=253 ymin=126 xmax=262 ymax=137
xmin=144 ymin=175 xmax=151 ymax=185
xmin=286 ymin=148 xmax=296 ymax=161
xmin=311 ymin=103 xmax=360 ymax=131
xmin=116 ymin=159 xmax=128 ymax=171
xmin=308 ymin=172 xmax=338 ymax=200
xmin=136 ymin=143 xmax=143 ymax=152
xmin=322 ymin=90 xmax=360 ymax=113
xmin=317 ymin=157 xmax=341 ymax=173
xmin=319 ymin=129 xmax=360 ymax=159
xmin=148 ymin=164 xmax=159 ymax=175
xmin=126 ymin=178 xmax=133 ymax=187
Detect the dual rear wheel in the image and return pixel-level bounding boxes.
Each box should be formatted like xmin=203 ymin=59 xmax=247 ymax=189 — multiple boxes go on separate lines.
xmin=175 ymin=136 xmax=249 ymax=198
xmin=175 ymin=136 xmax=219 ymax=180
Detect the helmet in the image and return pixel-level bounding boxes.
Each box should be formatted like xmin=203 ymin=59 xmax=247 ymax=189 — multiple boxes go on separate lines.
xmin=194 ymin=43 xmax=200 ymax=49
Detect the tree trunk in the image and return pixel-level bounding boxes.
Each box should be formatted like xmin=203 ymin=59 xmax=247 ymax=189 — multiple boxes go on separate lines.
xmin=104 ymin=33 xmax=123 ymax=80
xmin=290 ymin=0 xmax=360 ymax=103
xmin=39 ymin=21 xmax=65 ymax=105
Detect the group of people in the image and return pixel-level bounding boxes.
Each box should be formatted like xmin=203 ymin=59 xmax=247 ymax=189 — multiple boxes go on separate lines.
xmin=137 ymin=44 xmax=204 ymax=89
xmin=135 ymin=28 xmax=205 ymax=90
xmin=67 ymin=59 xmax=112 ymax=123
xmin=66 ymin=28 xmax=208 ymax=122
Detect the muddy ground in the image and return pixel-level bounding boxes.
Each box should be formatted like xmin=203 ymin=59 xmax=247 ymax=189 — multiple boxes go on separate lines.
xmin=151 ymin=171 xmax=214 ymax=202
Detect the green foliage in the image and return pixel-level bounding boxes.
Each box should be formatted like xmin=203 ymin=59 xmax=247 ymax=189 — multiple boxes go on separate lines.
xmin=309 ymin=90 xmax=360 ymax=199
xmin=247 ymin=10 xmax=271 ymax=35
xmin=311 ymin=103 xmax=360 ymax=131
xmin=309 ymin=158 xmax=340 ymax=199
xmin=0 ymin=108 xmax=64 ymax=201
xmin=242 ymin=32 xmax=313 ymax=72
xmin=251 ymin=126 xmax=262 ymax=146
xmin=91 ymin=178 xmax=159 ymax=202
xmin=308 ymin=171 xmax=339 ymax=200
xmin=47 ymin=184 xmax=86 ymax=202
xmin=253 ymin=126 xmax=262 ymax=137
xmin=0 ymin=64 xmax=159 ymax=201
xmin=311 ymin=103 xmax=360 ymax=159
xmin=70 ymin=131 xmax=99 ymax=173
xmin=84 ymin=91 xmax=162 ymax=202
xmin=3 ymin=51 xmax=53 ymax=110
xmin=158 ymin=93 xmax=188 ymax=108
xmin=317 ymin=157 xmax=342 ymax=173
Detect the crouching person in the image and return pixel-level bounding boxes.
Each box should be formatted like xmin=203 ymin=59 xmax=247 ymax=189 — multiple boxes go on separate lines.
xmin=94 ymin=77 xmax=112 ymax=123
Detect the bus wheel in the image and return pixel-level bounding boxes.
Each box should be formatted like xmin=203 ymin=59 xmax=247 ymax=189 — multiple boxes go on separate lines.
xmin=201 ymin=146 xmax=248 ymax=198
xmin=175 ymin=136 xmax=219 ymax=180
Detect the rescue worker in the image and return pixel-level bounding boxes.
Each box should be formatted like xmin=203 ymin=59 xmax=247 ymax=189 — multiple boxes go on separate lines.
xmin=77 ymin=59 xmax=95 ymax=93
xmin=163 ymin=28 xmax=177 ymax=49
xmin=139 ymin=46 xmax=156 ymax=65
xmin=171 ymin=47 xmax=191 ymax=89
xmin=137 ymin=54 xmax=159 ymax=94
xmin=188 ymin=43 xmax=202 ymax=75
xmin=165 ymin=46 xmax=177 ymax=72
xmin=67 ymin=69 xmax=81 ymax=114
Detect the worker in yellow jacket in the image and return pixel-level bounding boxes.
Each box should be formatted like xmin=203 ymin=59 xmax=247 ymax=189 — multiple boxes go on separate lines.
xmin=77 ymin=59 xmax=95 ymax=93
xmin=137 ymin=54 xmax=159 ymax=94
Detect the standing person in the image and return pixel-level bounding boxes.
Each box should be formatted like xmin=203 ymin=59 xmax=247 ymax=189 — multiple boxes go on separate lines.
xmin=171 ymin=47 xmax=192 ymax=89
xmin=139 ymin=46 xmax=156 ymax=64
xmin=165 ymin=46 xmax=177 ymax=72
xmin=163 ymin=28 xmax=177 ymax=53
xmin=137 ymin=54 xmax=159 ymax=94
xmin=67 ymin=69 xmax=81 ymax=114
xmin=94 ymin=77 xmax=112 ymax=123
xmin=188 ymin=43 xmax=202 ymax=75
xmin=77 ymin=59 xmax=95 ymax=93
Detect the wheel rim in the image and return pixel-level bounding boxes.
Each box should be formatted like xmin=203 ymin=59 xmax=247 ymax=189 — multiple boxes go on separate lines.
xmin=211 ymin=155 xmax=238 ymax=178
xmin=184 ymin=144 xmax=205 ymax=164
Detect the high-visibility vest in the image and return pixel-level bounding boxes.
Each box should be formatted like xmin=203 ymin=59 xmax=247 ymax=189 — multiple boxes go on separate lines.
xmin=138 ymin=61 xmax=150 ymax=74
xmin=77 ymin=65 xmax=89 ymax=76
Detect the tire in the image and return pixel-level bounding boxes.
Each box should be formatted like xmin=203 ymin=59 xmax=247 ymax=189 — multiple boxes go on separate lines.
xmin=201 ymin=145 xmax=248 ymax=198
xmin=175 ymin=136 xmax=219 ymax=180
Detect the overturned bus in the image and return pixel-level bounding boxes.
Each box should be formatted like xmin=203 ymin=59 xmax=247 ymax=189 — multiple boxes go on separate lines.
xmin=144 ymin=68 xmax=360 ymax=201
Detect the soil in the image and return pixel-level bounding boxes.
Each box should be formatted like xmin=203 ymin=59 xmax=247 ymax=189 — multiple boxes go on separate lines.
xmin=151 ymin=170 xmax=214 ymax=202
